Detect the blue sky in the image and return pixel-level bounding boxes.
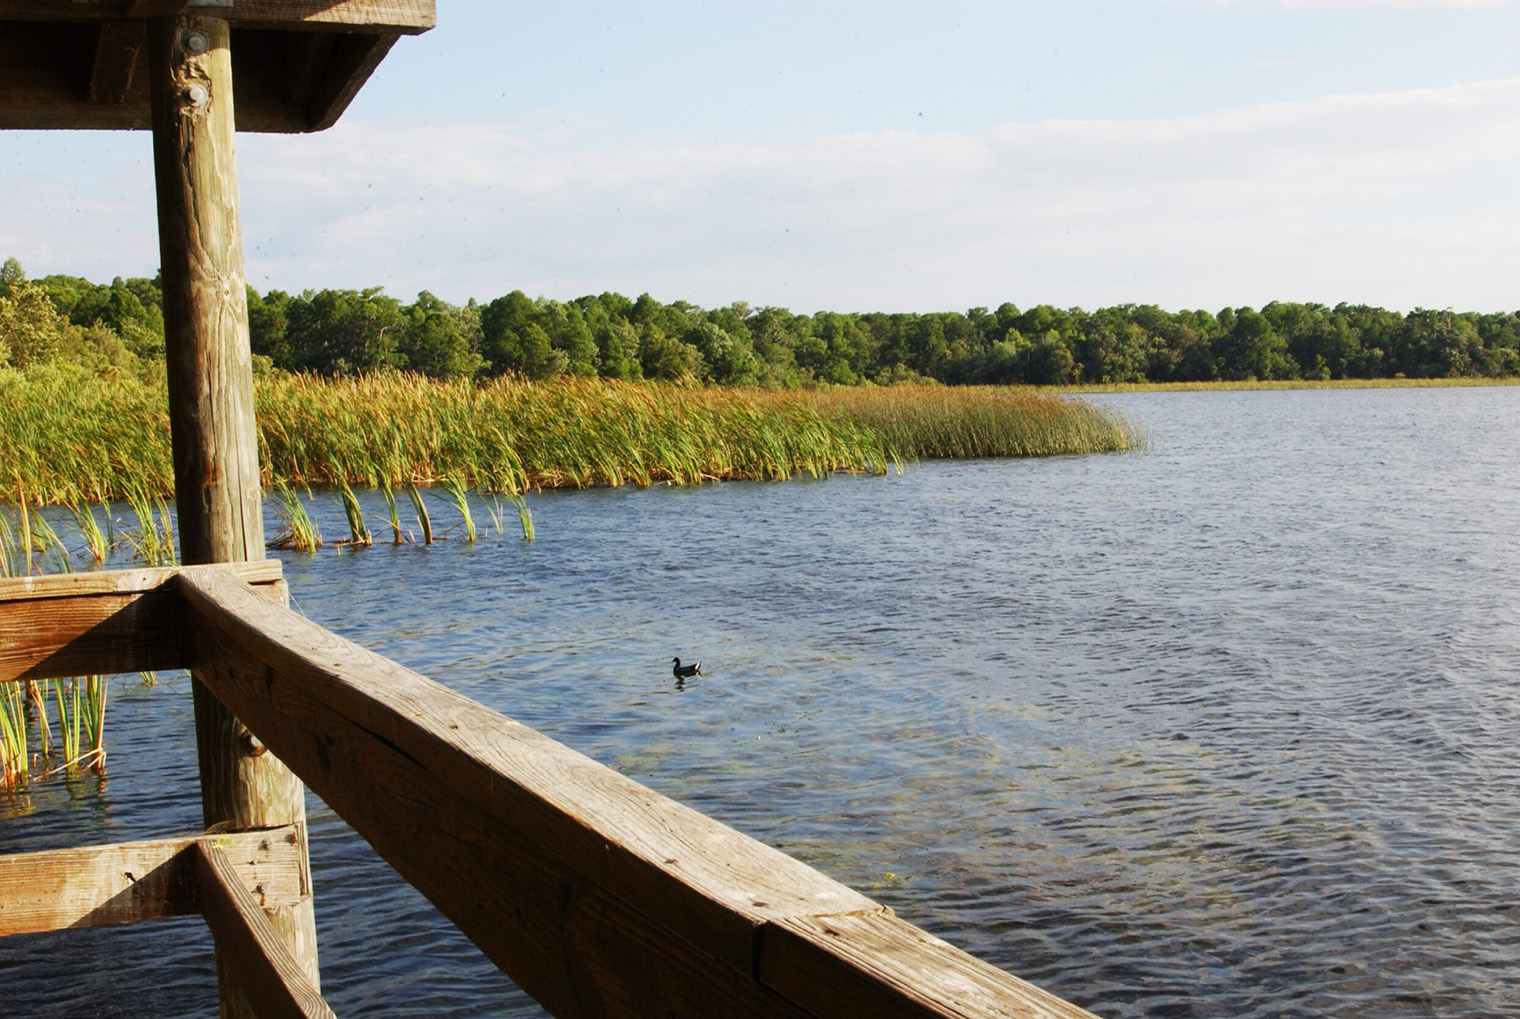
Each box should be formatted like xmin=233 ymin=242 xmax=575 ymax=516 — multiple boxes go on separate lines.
xmin=5 ymin=0 xmax=1520 ymax=313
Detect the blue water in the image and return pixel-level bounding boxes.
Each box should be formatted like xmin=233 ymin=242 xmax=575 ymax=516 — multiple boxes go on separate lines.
xmin=4 ymin=386 xmax=1520 ymax=1017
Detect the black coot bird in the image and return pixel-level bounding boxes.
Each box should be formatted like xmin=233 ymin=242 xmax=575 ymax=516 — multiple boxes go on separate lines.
xmin=672 ymin=656 xmax=701 ymax=679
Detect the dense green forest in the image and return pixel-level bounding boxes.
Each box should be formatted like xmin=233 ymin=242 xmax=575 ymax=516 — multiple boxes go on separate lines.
xmin=3 ymin=256 xmax=1518 ymax=386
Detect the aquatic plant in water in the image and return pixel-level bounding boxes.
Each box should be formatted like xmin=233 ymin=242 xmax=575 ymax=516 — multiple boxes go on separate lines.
xmin=2 ymin=374 xmax=1136 ymax=508
xmin=269 ymin=481 xmax=322 ymax=552
xmin=405 ymin=481 xmax=433 ymax=545
xmin=438 ymin=477 xmax=477 ymax=542
xmin=379 ymin=480 xmax=405 ymax=544
xmin=336 ymin=478 xmax=372 ymax=547
xmin=47 ymin=675 xmax=107 ymax=776
xmin=0 ymin=682 xmax=28 ymax=789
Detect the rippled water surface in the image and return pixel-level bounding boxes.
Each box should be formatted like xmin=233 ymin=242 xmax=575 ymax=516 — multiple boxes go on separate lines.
xmin=5 ymin=387 xmax=1520 ymax=1018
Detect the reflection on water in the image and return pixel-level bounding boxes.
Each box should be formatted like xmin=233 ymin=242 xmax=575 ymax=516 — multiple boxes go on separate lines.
xmin=4 ymin=386 xmax=1520 ymax=1018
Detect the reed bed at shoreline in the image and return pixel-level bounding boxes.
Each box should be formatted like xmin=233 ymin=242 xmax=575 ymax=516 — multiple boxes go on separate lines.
xmin=0 ymin=369 xmax=1137 ymax=507
xmin=803 ymin=385 xmax=1139 ymax=459
xmin=1055 ymin=376 xmax=1520 ymax=394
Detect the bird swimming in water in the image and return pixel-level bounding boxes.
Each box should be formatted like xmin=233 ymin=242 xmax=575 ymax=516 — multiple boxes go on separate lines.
xmin=672 ymin=656 xmax=701 ymax=679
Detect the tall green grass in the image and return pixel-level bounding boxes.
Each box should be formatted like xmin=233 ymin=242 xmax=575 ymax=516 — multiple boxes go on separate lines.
xmin=803 ymin=385 xmax=1141 ymax=460
xmin=0 ymin=370 xmax=1138 ymax=508
xmin=0 ymin=683 xmax=29 ymax=789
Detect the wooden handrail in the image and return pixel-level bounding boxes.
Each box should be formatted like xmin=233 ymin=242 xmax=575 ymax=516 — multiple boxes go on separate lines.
xmin=0 ymin=827 xmax=308 ymax=937
xmin=0 ymin=562 xmax=285 ymax=684
xmin=179 ymin=568 xmax=1101 ymax=1019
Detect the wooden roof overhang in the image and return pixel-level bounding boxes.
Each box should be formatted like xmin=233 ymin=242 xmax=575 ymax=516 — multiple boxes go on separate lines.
xmin=0 ymin=1 xmax=435 ymax=132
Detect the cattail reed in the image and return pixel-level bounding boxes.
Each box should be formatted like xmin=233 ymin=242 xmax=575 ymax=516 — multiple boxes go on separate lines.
xmin=336 ymin=479 xmax=372 ymax=547
xmin=404 ymin=482 xmax=433 ymax=544
xmin=2 ymin=373 xmax=1138 ymax=510
xmin=439 ymin=477 xmax=477 ymax=542
xmin=269 ymin=482 xmax=322 ymax=552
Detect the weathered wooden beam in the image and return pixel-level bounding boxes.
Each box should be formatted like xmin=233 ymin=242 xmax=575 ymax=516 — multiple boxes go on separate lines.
xmin=0 ymin=562 xmax=284 ymax=684
xmin=198 ymin=843 xmax=336 ymax=1019
xmin=89 ymin=20 xmax=147 ymax=106
xmin=148 ymin=15 xmax=320 ymax=1009
xmin=758 ymin=913 xmax=1098 ymax=1019
xmin=304 ymin=28 xmax=395 ymax=130
xmin=0 ymin=1 xmax=435 ymax=32
xmin=0 ymin=562 xmax=284 ymax=602
xmin=0 ymin=826 xmax=307 ymax=937
xmin=125 ymin=0 xmax=192 ymax=18
xmin=149 ymin=17 xmax=264 ymax=568
xmin=180 ymin=568 xmax=1102 ymax=1019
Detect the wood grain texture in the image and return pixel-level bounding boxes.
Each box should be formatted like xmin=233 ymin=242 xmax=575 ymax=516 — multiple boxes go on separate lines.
xmin=0 ymin=826 xmax=307 ymax=937
xmin=2 ymin=589 xmax=188 ymax=683
xmin=759 ymin=913 xmax=1102 ymax=1019
xmin=0 ymin=8 xmax=430 ymax=132
xmin=304 ymin=28 xmax=393 ymax=129
xmin=126 ymin=0 xmax=193 ymax=17
xmin=0 ymin=561 xmax=282 ymax=602
xmin=149 ymin=15 xmax=263 ymax=568
xmin=0 ymin=1 xmax=434 ymax=31
xmin=0 ymin=563 xmax=284 ymax=683
xmin=88 ymin=20 xmax=146 ymax=105
xmin=179 ymin=569 xmax=1092 ymax=1019
xmin=198 ymin=843 xmax=336 ymax=1019
xmin=149 ymin=19 xmax=319 ymax=1004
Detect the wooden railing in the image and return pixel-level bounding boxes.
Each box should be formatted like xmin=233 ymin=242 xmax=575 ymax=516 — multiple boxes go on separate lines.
xmin=1 ymin=564 xmax=1099 ymax=1019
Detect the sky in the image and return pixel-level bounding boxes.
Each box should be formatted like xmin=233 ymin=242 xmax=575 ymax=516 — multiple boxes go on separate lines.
xmin=4 ymin=0 xmax=1520 ymax=314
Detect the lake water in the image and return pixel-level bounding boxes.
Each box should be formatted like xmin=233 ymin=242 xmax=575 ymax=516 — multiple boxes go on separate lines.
xmin=4 ymin=386 xmax=1520 ymax=1018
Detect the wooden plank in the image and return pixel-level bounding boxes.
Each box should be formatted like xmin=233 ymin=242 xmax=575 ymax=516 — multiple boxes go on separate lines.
xmin=88 ymin=20 xmax=147 ymax=105
xmin=0 ymin=563 xmax=284 ymax=684
xmin=0 ymin=1 xmax=435 ymax=32
xmin=176 ymin=569 xmax=1093 ymax=1019
xmin=0 ymin=561 xmax=282 ymax=602
xmin=125 ymin=0 xmax=192 ymax=17
xmin=759 ymin=912 xmax=1101 ymax=1019
xmin=198 ymin=843 xmax=335 ymax=1019
xmin=0 ymin=826 xmax=307 ymax=937
xmin=1 ymin=588 xmax=188 ymax=683
xmin=149 ymin=14 xmax=320 ymax=1010
xmin=304 ymin=28 xmax=394 ymax=130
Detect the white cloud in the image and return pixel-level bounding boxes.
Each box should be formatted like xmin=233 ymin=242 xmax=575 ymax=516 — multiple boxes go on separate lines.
xmin=8 ymin=77 xmax=1520 ymax=313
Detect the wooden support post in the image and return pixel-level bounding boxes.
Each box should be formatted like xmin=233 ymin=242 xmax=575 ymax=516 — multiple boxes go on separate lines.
xmin=198 ymin=844 xmax=336 ymax=1019
xmin=147 ymin=13 xmax=320 ymax=1012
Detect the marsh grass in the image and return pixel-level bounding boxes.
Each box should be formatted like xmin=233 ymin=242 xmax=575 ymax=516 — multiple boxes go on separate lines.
xmin=438 ymin=477 xmax=477 ymax=542
xmin=336 ymin=479 xmax=371 ymax=547
xmin=1056 ymin=376 xmax=1520 ymax=395
xmin=404 ymin=481 xmax=433 ymax=544
xmin=270 ymin=481 xmax=321 ymax=552
xmin=2 ymin=373 xmax=1137 ymax=510
xmin=47 ymin=675 xmax=107 ymax=776
xmin=804 ymin=385 xmax=1140 ymax=460
xmin=0 ymin=683 xmax=28 ymax=789
xmin=0 ymin=510 xmax=16 ymax=577
xmin=70 ymin=502 xmax=110 ymax=563
xmin=124 ymin=488 xmax=175 ymax=565
xmin=379 ymin=481 xmax=404 ymax=544
xmin=510 ymin=494 xmax=534 ymax=542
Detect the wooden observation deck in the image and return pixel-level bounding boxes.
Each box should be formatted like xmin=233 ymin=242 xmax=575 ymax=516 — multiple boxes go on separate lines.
xmin=0 ymin=4 xmax=1102 ymax=1017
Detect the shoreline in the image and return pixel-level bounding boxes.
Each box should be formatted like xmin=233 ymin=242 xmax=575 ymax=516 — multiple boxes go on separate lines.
xmin=1054 ymin=376 xmax=1520 ymax=395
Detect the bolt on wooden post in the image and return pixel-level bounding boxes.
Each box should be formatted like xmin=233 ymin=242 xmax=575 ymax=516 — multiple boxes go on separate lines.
xmin=147 ymin=13 xmax=321 ymax=1010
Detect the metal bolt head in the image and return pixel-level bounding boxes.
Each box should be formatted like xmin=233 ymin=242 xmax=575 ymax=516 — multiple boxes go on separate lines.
xmin=183 ymin=31 xmax=209 ymax=55
xmin=184 ymin=83 xmax=210 ymax=108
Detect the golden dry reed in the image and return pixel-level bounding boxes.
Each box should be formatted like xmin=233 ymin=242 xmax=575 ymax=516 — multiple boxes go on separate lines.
xmin=0 ymin=369 xmax=1138 ymax=507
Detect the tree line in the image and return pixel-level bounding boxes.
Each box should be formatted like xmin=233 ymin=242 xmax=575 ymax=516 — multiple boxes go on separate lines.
xmin=3 ymin=257 xmax=1518 ymax=386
